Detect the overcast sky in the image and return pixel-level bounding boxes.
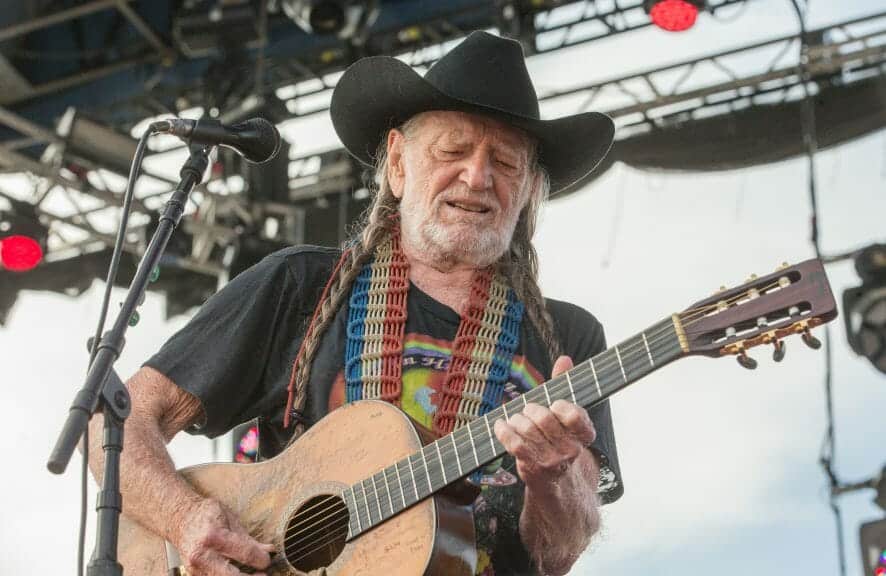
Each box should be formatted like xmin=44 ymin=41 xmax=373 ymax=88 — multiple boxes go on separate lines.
xmin=2 ymin=1 xmax=886 ymax=575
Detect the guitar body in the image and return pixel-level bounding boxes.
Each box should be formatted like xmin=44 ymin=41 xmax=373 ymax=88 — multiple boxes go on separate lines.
xmin=119 ymin=400 xmax=477 ymax=575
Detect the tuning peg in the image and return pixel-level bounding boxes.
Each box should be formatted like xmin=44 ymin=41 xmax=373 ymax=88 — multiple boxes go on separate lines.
xmin=737 ymin=351 xmax=758 ymax=370
xmin=801 ymin=329 xmax=822 ymax=350
xmin=772 ymin=340 xmax=786 ymax=362
xmin=746 ymin=273 xmax=758 ymax=283
xmin=777 ymin=261 xmax=790 ymax=271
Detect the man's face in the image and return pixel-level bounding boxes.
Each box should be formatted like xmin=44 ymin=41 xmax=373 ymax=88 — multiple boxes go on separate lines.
xmin=387 ymin=111 xmax=536 ymax=268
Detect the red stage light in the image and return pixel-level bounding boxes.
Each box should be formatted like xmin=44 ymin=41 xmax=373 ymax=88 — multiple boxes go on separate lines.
xmin=648 ymin=0 xmax=700 ymax=32
xmin=0 ymin=235 xmax=43 ymax=271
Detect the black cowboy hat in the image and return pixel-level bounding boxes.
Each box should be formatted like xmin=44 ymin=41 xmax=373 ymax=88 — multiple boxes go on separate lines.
xmin=330 ymin=30 xmax=614 ymax=194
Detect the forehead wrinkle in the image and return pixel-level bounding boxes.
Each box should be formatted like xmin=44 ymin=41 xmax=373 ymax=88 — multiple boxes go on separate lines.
xmin=417 ymin=111 xmax=532 ymax=159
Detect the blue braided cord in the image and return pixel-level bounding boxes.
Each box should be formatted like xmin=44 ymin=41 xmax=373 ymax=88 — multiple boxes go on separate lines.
xmin=479 ymin=291 xmax=524 ymax=415
xmin=345 ymin=263 xmax=373 ymax=402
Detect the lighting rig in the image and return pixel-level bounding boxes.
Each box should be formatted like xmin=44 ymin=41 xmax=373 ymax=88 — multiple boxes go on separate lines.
xmin=1 ymin=1 xmax=885 ymax=328
xmin=832 ymin=465 xmax=886 ymax=576
xmin=843 ymin=244 xmax=886 ymax=375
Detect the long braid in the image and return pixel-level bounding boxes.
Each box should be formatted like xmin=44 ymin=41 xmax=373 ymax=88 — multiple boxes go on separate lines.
xmin=284 ymin=136 xmax=404 ymax=437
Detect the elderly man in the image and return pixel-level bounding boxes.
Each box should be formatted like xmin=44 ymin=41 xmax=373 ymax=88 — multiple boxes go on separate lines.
xmin=89 ymin=31 xmax=622 ymax=575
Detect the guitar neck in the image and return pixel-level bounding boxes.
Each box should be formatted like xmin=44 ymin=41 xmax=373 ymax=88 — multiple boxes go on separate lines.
xmin=342 ymin=315 xmax=687 ymax=539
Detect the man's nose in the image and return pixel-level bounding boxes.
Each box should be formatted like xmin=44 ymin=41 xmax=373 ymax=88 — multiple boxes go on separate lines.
xmin=460 ymin=150 xmax=494 ymax=191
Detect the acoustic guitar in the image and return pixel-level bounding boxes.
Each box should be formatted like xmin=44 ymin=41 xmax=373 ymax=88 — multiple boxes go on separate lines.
xmin=119 ymin=259 xmax=838 ymax=575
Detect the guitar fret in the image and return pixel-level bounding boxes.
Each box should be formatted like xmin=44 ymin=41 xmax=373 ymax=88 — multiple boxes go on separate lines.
xmin=394 ymin=461 xmax=406 ymax=509
xmin=370 ymin=475 xmax=382 ymax=522
xmin=502 ymin=403 xmax=510 ymax=420
xmin=642 ymin=332 xmax=655 ymax=367
xmin=484 ymin=415 xmax=496 ymax=455
xmin=435 ymin=441 xmax=447 ymax=484
xmin=382 ymin=470 xmax=393 ymax=515
xmin=467 ymin=422 xmax=479 ymax=466
xmin=360 ymin=479 xmax=373 ymax=525
xmin=588 ymin=357 xmax=601 ymax=398
xmin=407 ymin=455 xmax=419 ymax=501
xmin=451 ymin=433 xmax=463 ymax=477
xmin=565 ymin=370 xmax=577 ymax=403
xmin=420 ymin=449 xmax=433 ymax=494
xmin=543 ymin=384 xmax=551 ymax=406
xmin=348 ymin=488 xmax=361 ymax=534
xmin=614 ymin=345 xmax=627 ymax=383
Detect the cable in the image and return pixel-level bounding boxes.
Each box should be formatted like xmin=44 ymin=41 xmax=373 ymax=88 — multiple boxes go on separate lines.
xmin=76 ymin=124 xmax=156 ymax=576
xmin=787 ymin=2 xmax=846 ymax=575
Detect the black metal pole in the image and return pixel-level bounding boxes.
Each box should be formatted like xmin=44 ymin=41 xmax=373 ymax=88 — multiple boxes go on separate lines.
xmin=46 ymin=144 xmax=211 ymax=575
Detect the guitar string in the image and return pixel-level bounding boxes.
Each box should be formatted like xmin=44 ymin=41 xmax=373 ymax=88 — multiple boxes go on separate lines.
xmin=281 ymin=278 xmax=793 ymax=556
xmin=285 ymin=318 xmax=746 ymax=561
xmin=283 ymin=496 xmax=347 ymax=543
xmin=281 ymin=331 xmax=680 ymax=558
xmin=282 ymin=325 xmax=684 ymax=557
xmin=282 ymin=294 xmax=756 ymax=556
xmin=284 ymin=506 xmax=349 ymax=552
xmin=286 ymin=524 xmax=352 ymax=566
xmin=285 ymin=310 xmax=674 ymax=560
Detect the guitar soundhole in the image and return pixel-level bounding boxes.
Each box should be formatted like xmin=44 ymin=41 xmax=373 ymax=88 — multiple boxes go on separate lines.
xmin=283 ymin=494 xmax=349 ymax=572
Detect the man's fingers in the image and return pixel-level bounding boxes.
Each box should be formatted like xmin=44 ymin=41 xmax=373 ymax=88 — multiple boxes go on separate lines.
xmin=551 ymin=355 xmax=574 ymax=378
xmin=550 ymin=400 xmax=596 ymax=446
xmin=205 ymin=528 xmax=272 ymax=571
xmin=494 ymin=419 xmax=538 ymax=463
xmin=186 ymin=549 xmax=244 ymax=576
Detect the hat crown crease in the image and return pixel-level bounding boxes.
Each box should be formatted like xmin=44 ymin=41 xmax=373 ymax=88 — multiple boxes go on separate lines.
xmin=424 ymin=31 xmax=540 ymax=120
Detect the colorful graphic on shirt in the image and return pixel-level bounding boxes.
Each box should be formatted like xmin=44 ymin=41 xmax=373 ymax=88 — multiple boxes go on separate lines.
xmin=329 ymin=333 xmax=543 ymax=426
xmin=328 ymin=332 xmax=545 ymax=576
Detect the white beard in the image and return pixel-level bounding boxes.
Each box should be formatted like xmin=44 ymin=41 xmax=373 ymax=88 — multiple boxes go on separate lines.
xmin=398 ymin=192 xmax=519 ymax=269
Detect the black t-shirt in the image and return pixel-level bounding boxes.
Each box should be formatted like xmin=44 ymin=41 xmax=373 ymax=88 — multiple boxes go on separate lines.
xmin=146 ymin=245 xmax=623 ymax=576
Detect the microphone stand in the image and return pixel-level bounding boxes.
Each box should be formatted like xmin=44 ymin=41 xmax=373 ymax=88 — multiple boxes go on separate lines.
xmin=47 ymin=143 xmax=211 ymax=576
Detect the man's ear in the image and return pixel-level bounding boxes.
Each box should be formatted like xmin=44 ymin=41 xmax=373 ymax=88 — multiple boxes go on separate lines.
xmin=387 ymin=129 xmax=406 ymax=199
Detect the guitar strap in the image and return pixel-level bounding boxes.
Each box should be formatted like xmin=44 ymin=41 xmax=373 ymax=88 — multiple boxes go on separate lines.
xmin=284 ymin=233 xmax=526 ymax=439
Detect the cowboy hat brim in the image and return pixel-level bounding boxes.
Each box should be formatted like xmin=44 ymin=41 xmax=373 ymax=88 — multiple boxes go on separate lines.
xmin=330 ymin=56 xmax=614 ymax=194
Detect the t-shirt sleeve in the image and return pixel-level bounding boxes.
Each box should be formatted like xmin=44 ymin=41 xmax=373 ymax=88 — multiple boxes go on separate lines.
xmin=144 ymin=252 xmax=300 ymax=438
xmin=549 ymin=300 xmax=624 ymax=505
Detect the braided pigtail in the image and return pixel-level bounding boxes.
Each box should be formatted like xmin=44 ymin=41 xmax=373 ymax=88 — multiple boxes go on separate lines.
xmin=284 ymin=131 xmax=405 ymax=438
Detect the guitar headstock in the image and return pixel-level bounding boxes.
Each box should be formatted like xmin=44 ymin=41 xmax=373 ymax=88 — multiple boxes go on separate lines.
xmin=678 ymin=259 xmax=838 ymax=367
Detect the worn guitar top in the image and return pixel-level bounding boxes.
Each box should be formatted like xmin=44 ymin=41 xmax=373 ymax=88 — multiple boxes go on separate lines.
xmin=146 ymin=245 xmax=623 ymax=575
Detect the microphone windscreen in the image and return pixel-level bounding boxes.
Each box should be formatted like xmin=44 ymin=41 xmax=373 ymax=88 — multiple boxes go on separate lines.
xmin=237 ymin=118 xmax=282 ymax=164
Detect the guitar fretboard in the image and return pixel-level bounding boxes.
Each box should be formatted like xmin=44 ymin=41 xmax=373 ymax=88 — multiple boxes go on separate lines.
xmin=341 ymin=316 xmax=685 ymax=539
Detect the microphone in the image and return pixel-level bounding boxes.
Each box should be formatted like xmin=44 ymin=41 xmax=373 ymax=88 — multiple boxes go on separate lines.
xmin=155 ymin=117 xmax=281 ymax=164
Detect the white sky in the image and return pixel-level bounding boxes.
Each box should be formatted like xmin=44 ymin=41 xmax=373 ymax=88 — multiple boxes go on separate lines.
xmin=2 ymin=1 xmax=886 ymax=574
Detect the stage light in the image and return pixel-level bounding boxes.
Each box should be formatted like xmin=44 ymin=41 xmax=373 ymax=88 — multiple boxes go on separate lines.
xmin=843 ymin=244 xmax=886 ymax=375
xmin=643 ymin=0 xmax=705 ymax=32
xmin=0 ymin=203 xmax=47 ymax=272
xmin=0 ymin=236 xmax=42 ymax=271
xmin=281 ymin=0 xmax=378 ymax=39
xmin=50 ymin=107 xmax=139 ymax=177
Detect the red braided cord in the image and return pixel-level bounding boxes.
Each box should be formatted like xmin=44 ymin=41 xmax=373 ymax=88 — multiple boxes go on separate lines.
xmin=432 ymin=269 xmax=493 ymax=436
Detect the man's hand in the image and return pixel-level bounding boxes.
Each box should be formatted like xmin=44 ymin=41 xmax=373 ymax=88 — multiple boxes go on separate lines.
xmin=493 ymin=355 xmax=596 ymax=488
xmin=494 ymin=355 xmax=602 ymax=576
xmin=174 ymin=498 xmax=275 ymax=576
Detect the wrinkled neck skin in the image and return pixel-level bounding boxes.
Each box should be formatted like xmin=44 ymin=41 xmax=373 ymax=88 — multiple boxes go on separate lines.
xmin=401 ymin=235 xmax=483 ymax=317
